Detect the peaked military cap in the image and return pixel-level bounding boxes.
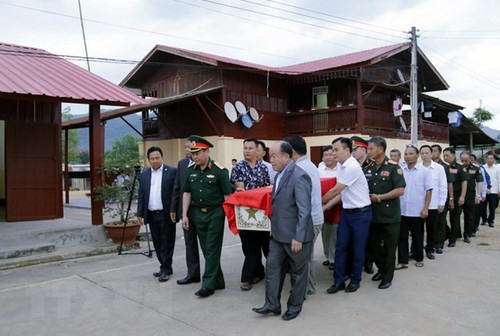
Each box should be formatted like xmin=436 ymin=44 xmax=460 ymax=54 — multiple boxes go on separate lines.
xmin=351 ymin=136 xmax=368 ymax=149
xmin=189 ymin=135 xmax=213 ymax=152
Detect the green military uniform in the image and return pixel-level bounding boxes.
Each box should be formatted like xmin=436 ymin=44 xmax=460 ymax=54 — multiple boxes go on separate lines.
xmin=448 ymin=161 xmax=469 ymax=245
xmin=462 ymin=163 xmax=483 ymax=240
xmin=363 ymin=157 xmax=406 ymax=284
xmin=436 ymin=159 xmax=455 ymax=250
xmin=183 ymin=136 xmax=233 ymax=293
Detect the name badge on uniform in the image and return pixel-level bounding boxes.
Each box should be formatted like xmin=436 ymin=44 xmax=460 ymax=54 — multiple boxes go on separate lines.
xmin=450 ymin=168 xmax=457 ymax=174
xmin=190 ymin=173 xmax=197 ymax=177
xmin=207 ymin=174 xmax=216 ymax=179
xmin=469 ymin=170 xmax=476 ymax=174
xmin=381 ymin=171 xmax=390 ymax=177
xmin=365 ymin=173 xmax=372 ymax=177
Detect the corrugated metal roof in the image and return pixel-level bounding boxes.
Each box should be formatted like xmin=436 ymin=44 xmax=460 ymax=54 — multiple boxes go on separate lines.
xmin=278 ymin=43 xmax=409 ymax=74
xmin=0 ymin=42 xmax=145 ymax=105
xmin=152 ymin=43 xmax=408 ymax=75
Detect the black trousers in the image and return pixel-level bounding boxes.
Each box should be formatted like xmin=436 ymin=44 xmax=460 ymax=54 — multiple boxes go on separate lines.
xmin=183 ymin=211 xmax=200 ymax=278
xmin=398 ymin=216 xmax=424 ymax=263
xmin=474 ymin=201 xmax=485 ymax=232
xmin=424 ymin=209 xmax=438 ymax=252
xmin=462 ymin=202 xmax=475 ymax=238
xmin=482 ymin=194 xmax=499 ymax=225
xmin=240 ymin=230 xmax=270 ymax=283
xmin=436 ymin=204 xmax=450 ymax=249
xmin=148 ymin=211 xmax=176 ymax=275
xmin=367 ymin=222 xmax=400 ymax=283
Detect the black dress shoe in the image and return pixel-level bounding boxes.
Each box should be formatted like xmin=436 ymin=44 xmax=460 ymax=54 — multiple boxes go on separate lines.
xmin=448 ymin=242 xmax=456 ymax=247
xmin=378 ymin=281 xmax=391 ymax=289
xmin=326 ymin=283 xmax=345 ymax=294
xmin=345 ymin=283 xmax=360 ymax=293
xmin=252 ymin=306 xmax=281 ymax=316
xmin=153 ymin=271 xmax=161 ymax=277
xmin=323 ymin=260 xmax=330 ymax=266
xmin=426 ymin=251 xmax=435 ymax=260
xmin=329 ymin=263 xmax=335 ymax=270
xmin=195 ymin=288 xmax=214 ymax=298
xmin=436 ymin=248 xmax=443 ymax=254
xmin=364 ymin=264 xmax=374 ymax=274
xmin=176 ymin=276 xmax=201 ymax=285
xmin=464 ymin=237 xmax=471 ymax=243
xmin=158 ymin=273 xmax=170 ymax=282
xmin=371 ymin=272 xmax=382 ymax=281
xmin=489 ymin=223 xmax=495 ymax=228
xmin=282 ymin=310 xmax=300 ymax=321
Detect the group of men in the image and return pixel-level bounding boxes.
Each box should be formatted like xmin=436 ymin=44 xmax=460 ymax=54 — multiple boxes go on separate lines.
xmin=135 ymin=133 xmax=499 ymax=322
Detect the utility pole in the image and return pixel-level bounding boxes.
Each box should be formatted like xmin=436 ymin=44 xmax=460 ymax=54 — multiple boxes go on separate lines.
xmin=410 ymin=26 xmax=419 ymax=146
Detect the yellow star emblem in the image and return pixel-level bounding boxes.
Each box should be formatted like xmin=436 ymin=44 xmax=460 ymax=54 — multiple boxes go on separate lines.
xmin=245 ymin=208 xmax=258 ymax=220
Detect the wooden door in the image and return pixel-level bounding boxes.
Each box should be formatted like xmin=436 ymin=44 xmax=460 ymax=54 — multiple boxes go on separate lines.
xmin=5 ymin=121 xmax=62 ymax=221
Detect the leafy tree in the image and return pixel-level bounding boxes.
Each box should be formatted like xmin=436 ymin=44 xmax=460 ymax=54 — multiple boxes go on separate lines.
xmin=61 ymin=106 xmax=81 ymax=164
xmin=471 ymin=107 xmax=494 ymax=127
xmin=78 ymin=150 xmax=90 ymax=164
xmin=94 ymin=134 xmax=141 ymax=223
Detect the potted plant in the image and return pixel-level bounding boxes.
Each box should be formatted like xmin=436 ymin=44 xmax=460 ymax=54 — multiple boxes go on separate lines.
xmin=335 ymin=100 xmax=343 ymax=107
xmin=93 ymin=134 xmax=142 ymax=244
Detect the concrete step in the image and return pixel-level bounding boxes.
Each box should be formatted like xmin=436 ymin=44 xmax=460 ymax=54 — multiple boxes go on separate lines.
xmin=0 ymin=239 xmax=56 ymax=259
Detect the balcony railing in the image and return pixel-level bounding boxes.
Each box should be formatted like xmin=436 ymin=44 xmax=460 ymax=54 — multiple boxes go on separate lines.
xmin=286 ymin=106 xmax=357 ymax=135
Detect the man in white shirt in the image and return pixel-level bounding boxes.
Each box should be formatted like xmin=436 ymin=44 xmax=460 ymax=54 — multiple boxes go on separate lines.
xmin=285 ymin=136 xmax=324 ymax=295
xmin=323 ymin=137 xmax=372 ymax=294
xmin=420 ymin=145 xmax=447 ymax=260
xmin=397 ymin=145 xmax=432 ymax=268
xmin=482 ymin=153 xmax=499 ymax=227
xmin=317 ymin=145 xmax=338 ymax=271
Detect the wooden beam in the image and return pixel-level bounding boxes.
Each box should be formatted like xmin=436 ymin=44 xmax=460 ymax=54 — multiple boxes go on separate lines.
xmin=362 ymin=83 xmax=379 ymax=104
xmin=195 ymin=96 xmax=222 ymax=136
xmin=89 ymin=104 xmax=104 ymax=225
xmin=357 ymin=79 xmax=365 ymax=133
xmin=64 ymin=129 xmax=69 ymax=204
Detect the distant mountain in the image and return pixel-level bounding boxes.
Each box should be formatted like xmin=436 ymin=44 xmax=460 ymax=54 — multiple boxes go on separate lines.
xmin=76 ymin=113 xmax=142 ymax=151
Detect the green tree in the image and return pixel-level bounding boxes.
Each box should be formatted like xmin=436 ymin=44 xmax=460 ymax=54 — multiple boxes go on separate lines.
xmin=471 ymin=107 xmax=494 ymax=127
xmin=94 ymin=134 xmax=141 ymax=223
xmin=61 ymin=106 xmax=81 ymax=164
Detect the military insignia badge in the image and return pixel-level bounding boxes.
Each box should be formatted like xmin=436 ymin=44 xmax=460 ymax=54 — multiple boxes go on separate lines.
xmin=397 ymin=168 xmax=403 ymax=175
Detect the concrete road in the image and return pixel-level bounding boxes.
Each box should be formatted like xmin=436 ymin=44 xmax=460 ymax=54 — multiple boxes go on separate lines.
xmin=1 ymin=224 xmax=499 ymax=336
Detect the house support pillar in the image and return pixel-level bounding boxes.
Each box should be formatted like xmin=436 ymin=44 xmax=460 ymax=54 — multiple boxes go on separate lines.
xmin=89 ymin=104 xmax=104 ymax=225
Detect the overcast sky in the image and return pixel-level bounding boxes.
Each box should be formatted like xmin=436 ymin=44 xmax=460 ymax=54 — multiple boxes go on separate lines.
xmin=0 ymin=0 xmax=498 ymax=128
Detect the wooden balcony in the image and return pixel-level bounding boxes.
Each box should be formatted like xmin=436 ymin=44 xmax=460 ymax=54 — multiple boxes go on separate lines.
xmin=285 ymin=106 xmax=357 ymax=135
xmin=143 ymin=119 xmax=159 ymax=138
xmin=285 ymin=106 xmax=449 ymax=143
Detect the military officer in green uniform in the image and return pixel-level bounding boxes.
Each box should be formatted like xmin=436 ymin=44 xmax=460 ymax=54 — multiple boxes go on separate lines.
xmin=363 ymin=136 xmax=405 ymax=289
xmin=459 ymin=151 xmax=483 ymax=243
xmin=443 ymin=147 xmax=468 ymax=247
xmin=431 ymin=144 xmax=455 ymax=253
xmin=182 ymin=135 xmax=233 ymax=298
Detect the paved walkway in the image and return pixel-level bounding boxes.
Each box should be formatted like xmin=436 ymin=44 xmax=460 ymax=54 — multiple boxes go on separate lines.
xmin=1 ymin=224 xmax=500 ymax=334
xmin=0 ymin=194 xmax=499 ymax=335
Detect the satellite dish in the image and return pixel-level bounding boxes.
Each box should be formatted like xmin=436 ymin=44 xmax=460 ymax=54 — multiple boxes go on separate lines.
xmin=249 ymin=107 xmax=259 ymax=121
xmin=399 ymin=116 xmax=407 ymax=132
xmin=235 ymin=101 xmax=247 ymax=115
xmin=224 ymin=102 xmax=238 ymax=123
xmin=397 ymin=69 xmax=405 ymax=83
xmin=241 ymin=114 xmax=253 ymax=128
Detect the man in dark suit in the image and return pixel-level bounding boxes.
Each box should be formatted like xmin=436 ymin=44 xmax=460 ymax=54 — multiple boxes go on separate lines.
xmin=137 ymin=146 xmax=177 ymax=282
xmin=252 ymin=141 xmax=314 ymax=321
xmin=170 ymin=139 xmax=200 ymax=285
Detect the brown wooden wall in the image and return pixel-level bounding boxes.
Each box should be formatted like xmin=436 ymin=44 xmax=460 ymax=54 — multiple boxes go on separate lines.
xmin=0 ymin=99 xmax=63 ymax=221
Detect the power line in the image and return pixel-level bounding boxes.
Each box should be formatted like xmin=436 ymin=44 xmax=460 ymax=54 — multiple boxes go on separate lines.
xmin=419 ymin=43 xmax=500 ymax=91
xmin=172 ymin=0 xmax=356 ymax=51
xmin=0 ymin=1 xmax=297 ymax=62
xmin=265 ymin=0 xmax=403 ymax=34
xmin=237 ymin=0 xmax=404 ymax=39
xmin=198 ymin=0 xmax=402 ymax=44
